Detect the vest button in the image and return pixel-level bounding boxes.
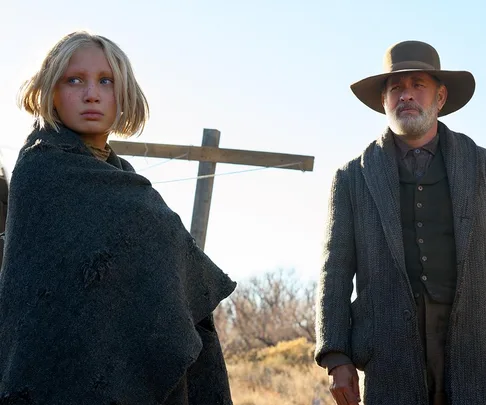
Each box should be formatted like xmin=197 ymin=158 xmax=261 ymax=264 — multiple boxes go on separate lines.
xmin=417 ymin=222 xmax=423 ymax=228
xmin=403 ymin=309 xmax=412 ymax=320
xmin=418 ymin=238 xmax=424 ymax=244
xmin=422 ymin=256 xmax=427 ymax=262
xmin=421 ymin=275 xmax=428 ymax=281
xmin=416 ymin=203 xmax=423 ymax=208
xmin=418 ymin=185 xmax=423 ymax=191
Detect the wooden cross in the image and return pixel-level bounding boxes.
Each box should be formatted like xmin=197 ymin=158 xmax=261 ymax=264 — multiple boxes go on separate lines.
xmin=110 ymin=128 xmax=314 ymax=251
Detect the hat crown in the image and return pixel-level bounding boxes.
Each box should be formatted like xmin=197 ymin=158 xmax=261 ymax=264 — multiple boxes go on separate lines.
xmin=383 ymin=41 xmax=441 ymax=73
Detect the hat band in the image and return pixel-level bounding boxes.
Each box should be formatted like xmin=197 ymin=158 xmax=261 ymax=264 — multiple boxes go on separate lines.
xmin=387 ymin=60 xmax=437 ymax=72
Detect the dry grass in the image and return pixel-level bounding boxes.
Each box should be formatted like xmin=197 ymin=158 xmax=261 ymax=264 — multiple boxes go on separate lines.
xmin=226 ymin=338 xmax=334 ymax=405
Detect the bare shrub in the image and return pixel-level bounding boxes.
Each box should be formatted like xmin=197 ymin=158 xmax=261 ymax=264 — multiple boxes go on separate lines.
xmin=215 ymin=269 xmax=317 ymax=355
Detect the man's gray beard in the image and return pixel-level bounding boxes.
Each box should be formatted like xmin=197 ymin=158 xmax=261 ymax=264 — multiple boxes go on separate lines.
xmin=386 ymin=99 xmax=438 ymax=140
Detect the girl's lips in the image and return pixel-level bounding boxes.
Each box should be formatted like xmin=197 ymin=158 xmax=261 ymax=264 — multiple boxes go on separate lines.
xmin=81 ymin=112 xmax=104 ymax=120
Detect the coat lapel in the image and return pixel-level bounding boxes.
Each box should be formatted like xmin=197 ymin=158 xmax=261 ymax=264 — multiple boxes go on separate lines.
xmin=439 ymin=122 xmax=477 ymax=271
xmin=361 ymin=129 xmax=407 ymax=276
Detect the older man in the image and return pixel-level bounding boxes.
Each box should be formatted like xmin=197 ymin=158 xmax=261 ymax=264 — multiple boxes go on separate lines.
xmin=315 ymin=40 xmax=484 ymax=405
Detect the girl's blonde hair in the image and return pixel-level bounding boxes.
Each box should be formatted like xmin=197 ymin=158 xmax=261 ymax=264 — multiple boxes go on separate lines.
xmin=18 ymin=31 xmax=149 ymax=137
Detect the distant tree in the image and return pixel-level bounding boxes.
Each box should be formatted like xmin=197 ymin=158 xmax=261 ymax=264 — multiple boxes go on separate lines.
xmin=214 ymin=269 xmax=316 ymax=355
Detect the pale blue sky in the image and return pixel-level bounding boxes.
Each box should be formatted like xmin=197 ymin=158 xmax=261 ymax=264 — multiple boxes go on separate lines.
xmin=1 ymin=0 xmax=485 ymax=283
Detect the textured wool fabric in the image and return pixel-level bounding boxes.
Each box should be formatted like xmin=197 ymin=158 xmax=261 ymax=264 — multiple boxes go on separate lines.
xmin=0 ymin=125 xmax=236 ymax=405
xmin=315 ymin=121 xmax=486 ymax=404
xmin=0 ymin=168 xmax=7 ymax=270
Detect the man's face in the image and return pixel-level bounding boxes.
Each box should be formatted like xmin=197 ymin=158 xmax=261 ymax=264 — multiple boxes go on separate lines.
xmin=382 ymin=72 xmax=447 ymax=139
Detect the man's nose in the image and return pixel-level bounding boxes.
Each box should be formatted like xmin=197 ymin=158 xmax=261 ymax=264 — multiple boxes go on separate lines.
xmin=399 ymin=88 xmax=414 ymax=101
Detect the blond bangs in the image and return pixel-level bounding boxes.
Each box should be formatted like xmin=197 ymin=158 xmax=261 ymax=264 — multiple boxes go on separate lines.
xmin=18 ymin=31 xmax=149 ymax=137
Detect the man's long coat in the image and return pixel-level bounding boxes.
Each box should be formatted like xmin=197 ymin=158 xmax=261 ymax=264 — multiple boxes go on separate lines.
xmin=316 ymin=122 xmax=486 ymax=404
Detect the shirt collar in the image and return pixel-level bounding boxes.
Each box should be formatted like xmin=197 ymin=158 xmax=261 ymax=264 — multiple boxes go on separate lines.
xmin=393 ymin=132 xmax=439 ymax=159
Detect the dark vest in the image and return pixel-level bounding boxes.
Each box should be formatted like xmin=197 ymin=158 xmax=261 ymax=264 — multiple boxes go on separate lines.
xmin=399 ymin=147 xmax=457 ymax=304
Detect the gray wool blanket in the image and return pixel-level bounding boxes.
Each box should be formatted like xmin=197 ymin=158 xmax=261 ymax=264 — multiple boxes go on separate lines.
xmin=0 ymin=125 xmax=236 ymax=405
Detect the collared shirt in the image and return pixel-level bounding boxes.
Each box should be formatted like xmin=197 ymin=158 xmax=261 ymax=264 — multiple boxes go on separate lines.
xmin=393 ymin=134 xmax=439 ymax=179
xmin=85 ymin=143 xmax=111 ymax=162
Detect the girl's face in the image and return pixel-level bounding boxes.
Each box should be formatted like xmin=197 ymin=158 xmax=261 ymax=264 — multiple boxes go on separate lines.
xmin=53 ymin=45 xmax=117 ymax=148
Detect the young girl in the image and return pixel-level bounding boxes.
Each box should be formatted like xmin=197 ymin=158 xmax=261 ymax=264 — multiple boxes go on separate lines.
xmin=0 ymin=31 xmax=236 ymax=405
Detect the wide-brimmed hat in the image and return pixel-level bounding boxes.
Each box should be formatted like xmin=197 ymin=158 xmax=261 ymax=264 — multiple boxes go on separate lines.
xmin=350 ymin=40 xmax=475 ymax=116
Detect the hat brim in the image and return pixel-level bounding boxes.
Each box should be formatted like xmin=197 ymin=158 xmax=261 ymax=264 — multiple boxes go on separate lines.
xmin=350 ymin=69 xmax=475 ymax=117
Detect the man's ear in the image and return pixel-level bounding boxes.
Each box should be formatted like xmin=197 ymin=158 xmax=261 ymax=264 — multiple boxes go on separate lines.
xmin=437 ymin=85 xmax=448 ymax=112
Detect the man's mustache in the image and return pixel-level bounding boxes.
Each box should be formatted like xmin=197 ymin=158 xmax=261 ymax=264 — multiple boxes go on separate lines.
xmin=395 ymin=102 xmax=423 ymax=115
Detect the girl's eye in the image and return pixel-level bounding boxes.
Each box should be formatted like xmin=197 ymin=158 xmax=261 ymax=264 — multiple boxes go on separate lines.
xmin=100 ymin=78 xmax=114 ymax=85
xmin=67 ymin=77 xmax=81 ymax=84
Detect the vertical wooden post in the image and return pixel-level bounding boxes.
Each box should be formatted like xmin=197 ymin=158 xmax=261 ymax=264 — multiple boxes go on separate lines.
xmin=190 ymin=129 xmax=221 ymax=250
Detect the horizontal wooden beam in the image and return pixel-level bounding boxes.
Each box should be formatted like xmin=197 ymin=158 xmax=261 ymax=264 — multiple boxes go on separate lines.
xmin=109 ymin=141 xmax=314 ymax=172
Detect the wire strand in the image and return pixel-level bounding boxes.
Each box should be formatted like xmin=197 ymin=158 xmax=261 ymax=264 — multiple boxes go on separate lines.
xmin=134 ymin=151 xmax=190 ymax=173
xmin=151 ymin=161 xmax=304 ymax=185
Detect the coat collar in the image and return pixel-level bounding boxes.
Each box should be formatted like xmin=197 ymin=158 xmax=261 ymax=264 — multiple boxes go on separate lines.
xmin=361 ymin=121 xmax=477 ymax=287
xmin=23 ymin=124 xmax=125 ymax=170
xmin=439 ymin=122 xmax=477 ymax=268
xmin=361 ymin=126 xmax=405 ymax=276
